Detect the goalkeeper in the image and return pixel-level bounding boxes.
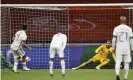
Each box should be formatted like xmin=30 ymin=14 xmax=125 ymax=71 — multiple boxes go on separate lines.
xmin=72 ymin=40 xmax=116 ymax=70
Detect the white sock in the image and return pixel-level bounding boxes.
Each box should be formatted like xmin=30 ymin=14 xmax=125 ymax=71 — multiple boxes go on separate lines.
xmin=124 ymin=62 xmax=129 ymax=79
xmin=22 ymin=62 xmax=27 ymax=68
xmin=49 ymin=60 xmax=53 ymax=74
xmin=115 ymin=61 xmax=121 ymax=76
xmin=61 ymin=60 xmax=65 ymax=74
xmin=13 ymin=62 xmax=18 ymax=70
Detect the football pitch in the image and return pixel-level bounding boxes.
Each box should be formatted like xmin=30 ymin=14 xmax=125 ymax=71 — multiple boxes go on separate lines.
xmin=1 ymin=69 xmax=133 ymax=80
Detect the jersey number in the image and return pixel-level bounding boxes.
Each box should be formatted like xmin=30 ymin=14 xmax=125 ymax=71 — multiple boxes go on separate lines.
xmin=119 ymin=32 xmax=127 ymax=42
xmin=16 ymin=34 xmax=20 ymax=40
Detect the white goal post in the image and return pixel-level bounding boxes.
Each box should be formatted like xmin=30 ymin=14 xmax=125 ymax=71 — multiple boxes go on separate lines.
xmin=1 ymin=3 xmax=133 ymax=7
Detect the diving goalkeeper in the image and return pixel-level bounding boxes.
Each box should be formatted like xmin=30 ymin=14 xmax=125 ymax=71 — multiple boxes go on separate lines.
xmin=72 ymin=41 xmax=115 ymax=70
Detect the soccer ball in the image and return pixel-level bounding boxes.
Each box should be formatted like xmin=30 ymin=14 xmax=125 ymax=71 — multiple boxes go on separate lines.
xmin=26 ymin=56 xmax=31 ymax=62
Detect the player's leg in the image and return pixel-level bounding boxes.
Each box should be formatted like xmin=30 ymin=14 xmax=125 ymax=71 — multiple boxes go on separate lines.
xmin=60 ymin=57 xmax=66 ymax=76
xmin=96 ymin=58 xmax=110 ymax=70
xmin=123 ymin=54 xmax=131 ymax=80
xmin=1 ymin=50 xmax=13 ymax=69
xmin=12 ymin=50 xmax=21 ymax=72
xmin=49 ymin=58 xmax=54 ymax=76
xmin=115 ymin=53 xmax=122 ymax=80
xmin=49 ymin=47 xmax=55 ymax=76
xmin=19 ymin=47 xmax=31 ymax=71
xmin=72 ymin=55 xmax=97 ymax=70
xmin=22 ymin=54 xmax=31 ymax=70
xmin=73 ymin=59 xmax=94 ymax=70
xmin=123 ymin=62 xmax=130 ymax=80
xmin=58 ymin=48 xmax=66 ymax=76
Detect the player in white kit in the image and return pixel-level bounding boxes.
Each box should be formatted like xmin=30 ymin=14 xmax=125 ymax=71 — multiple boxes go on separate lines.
xmin=11 ymin=24 xmax=32 ymax=72
xmin=112 ymin=16 xmax=133 ymax=80
xmin=49 ymin=32 xmax=67 ymax=76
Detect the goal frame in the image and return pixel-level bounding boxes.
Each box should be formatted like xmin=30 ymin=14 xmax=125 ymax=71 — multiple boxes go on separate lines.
xmin=1 ymin=3 xmax=133 ymax=7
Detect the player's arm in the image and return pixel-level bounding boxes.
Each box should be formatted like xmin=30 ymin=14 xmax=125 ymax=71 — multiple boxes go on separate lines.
xmin=129 ymin=28 xmax=133 ymax=54
xmin=20 ymin=40 xmax=32 ymax=50
xmin=112 ymin=28 xmax=117 ymax=51
xmin=62 ymin=35 xmax=67 ymax=50
xmin=21 ymin=34 xmax=32 ymax=50
xmin=95 ymin=44 xmax=104 ymax=54
xmin=130 ymin=38 xmax=133 ymax=54
xmin=12 ymin=32 xmax=18 ymax=41
xmin=12 ymin=36 xmax=15 ymax=41
xmin=110 ymin=48 xmax=116 ymax=62
xmin=111 ymin=48 xmax=123 ymax=67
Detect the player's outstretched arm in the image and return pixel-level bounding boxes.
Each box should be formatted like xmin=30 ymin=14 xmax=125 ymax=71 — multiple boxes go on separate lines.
xmin=111 ymin=51 xmax=116 ymax=62
xmin=95 ymin=45 xmax=104 ymax=54
xmin=20 ymin=40 xmax=32 ymax=50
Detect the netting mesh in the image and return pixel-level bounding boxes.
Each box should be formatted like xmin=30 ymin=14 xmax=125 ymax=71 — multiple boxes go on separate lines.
xmin=1 ymin=7 xmax=11 ymax=44
xmin=1 ymin=7 xmax=69 ymax=69
xmin=68 ymin=7 xmax=132 ymax=42
xmin=1 ymin=6 xmax=133 ymax=69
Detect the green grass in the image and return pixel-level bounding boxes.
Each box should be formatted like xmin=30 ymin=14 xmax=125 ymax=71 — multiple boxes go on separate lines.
xmin=1 ymin=69 xmax=133 ymax=80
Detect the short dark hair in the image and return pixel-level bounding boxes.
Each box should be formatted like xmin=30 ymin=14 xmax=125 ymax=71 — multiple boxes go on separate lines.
xmin=120 ymin=16 xmax=127 ymax=24
xmin=22 ymin=24 xmax=27 ymax=30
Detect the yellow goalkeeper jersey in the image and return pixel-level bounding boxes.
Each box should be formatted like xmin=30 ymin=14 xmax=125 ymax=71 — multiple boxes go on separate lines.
xmin=95 ymin=44 xmax=115 ymax=58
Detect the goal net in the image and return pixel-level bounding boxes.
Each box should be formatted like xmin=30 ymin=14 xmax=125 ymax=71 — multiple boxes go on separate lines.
xmin=1 ymin=4 xmax=133 ymax=69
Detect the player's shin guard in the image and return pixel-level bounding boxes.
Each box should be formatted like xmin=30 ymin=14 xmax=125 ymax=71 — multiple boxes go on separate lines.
xmin=124 ymin=62 xmax=129 ymax=80
xmin=115 ymin=61 xmax=121 ymax=76
xmin=49 ymin=60 xmax=53 ymax=74
xmin=97 ymin=60 xmax=109 ymax=68
xmin=61 ymin=60 xmax=65 ymax=74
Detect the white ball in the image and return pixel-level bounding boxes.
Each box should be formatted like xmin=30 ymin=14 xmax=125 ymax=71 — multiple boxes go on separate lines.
xmin=26 ymin=56 xmax=31 ymax=61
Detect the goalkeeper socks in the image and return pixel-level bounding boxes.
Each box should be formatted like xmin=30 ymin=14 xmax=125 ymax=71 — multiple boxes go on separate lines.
xmin=49 ymin=61 xmax=53 ymax=74
xmin=22 ymin=62 xmax=27 ymax=68
xmin=97 ymin=60 xmax=109 ymax=68
xmin=61 ymin=60 xmax=65 ymax=74
xmin=13 ymin=62 xmax=18 ymax=70
xmin=124 ymin=63 xmax=129 ymax=79
xmin=76 ymin=63 xmax=86 ymax=69
xmin=115 ymin=61 xmax=121 ymax=76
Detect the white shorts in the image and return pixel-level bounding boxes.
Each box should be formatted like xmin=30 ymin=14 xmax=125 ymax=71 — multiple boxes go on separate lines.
xmin=49 ymin=45 xmax=64 ymax=58
xmin=11 ymin=46 xmax=25 ymax=58
xmin=116 ymin=53 xmax=131 ymax=63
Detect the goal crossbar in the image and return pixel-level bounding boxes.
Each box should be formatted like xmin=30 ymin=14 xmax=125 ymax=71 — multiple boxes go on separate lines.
xmin=1 ymin=3 xmax=133 ymax=7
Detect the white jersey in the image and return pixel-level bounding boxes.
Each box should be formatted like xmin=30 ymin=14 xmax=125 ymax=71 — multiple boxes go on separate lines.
xmin=11 ymin=30 xmax=27 ymax=49
xmin=50 ymin=33 xmax=67 ymax=50
xmin=113 ymin=24 xmax=133 ymax=54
